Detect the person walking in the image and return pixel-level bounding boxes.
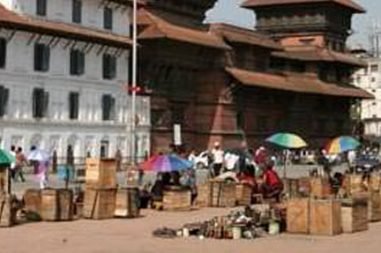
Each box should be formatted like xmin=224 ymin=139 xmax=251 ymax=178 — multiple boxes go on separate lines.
xmin=211 ymin=142 xmax=224 ymax=177
xmin=9 ymin=145 xmax=16 ymax=181
xmin=36 ymin=161 xmax=49 ymax=189
xmin=14 ymin=147 xmax=26 ymax=182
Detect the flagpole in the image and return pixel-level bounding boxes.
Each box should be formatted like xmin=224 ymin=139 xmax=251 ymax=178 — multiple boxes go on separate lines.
xmin=130 ymin=0 xmax=138 ymax=165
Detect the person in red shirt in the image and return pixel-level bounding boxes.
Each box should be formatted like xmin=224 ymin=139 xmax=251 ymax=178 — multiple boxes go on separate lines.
xmin=261 ymin=160 xmax=283 ymax=200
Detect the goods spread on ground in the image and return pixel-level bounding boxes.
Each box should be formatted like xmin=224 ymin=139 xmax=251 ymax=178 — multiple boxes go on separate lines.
xmin=153 ymin=204 xmax=286 ymax=240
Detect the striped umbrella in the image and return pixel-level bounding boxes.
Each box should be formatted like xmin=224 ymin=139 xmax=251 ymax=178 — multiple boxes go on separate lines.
xmin=140 ymin=154 xmax=193 ymax=172
xmin=266 ymin=133 xmax=307 ymax=149
xmin=326 ymin=136 xmax=360 ymax=154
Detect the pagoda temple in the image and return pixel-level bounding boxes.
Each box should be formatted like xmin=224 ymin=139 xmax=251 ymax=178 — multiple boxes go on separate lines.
xmin=137 ymin=0 xmax=372 ymax=152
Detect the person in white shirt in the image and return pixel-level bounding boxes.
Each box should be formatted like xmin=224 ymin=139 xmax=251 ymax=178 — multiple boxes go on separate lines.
xmin=211 ymin=142 xmax=224 ymax=177
xmin=188 ymin=149 xmax=197 ymax=169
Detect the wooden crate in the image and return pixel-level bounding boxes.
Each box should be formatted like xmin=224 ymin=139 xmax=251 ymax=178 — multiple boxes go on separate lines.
xmin=310 ymin=199 xmax=342 ymax=236
xmin=163 ymin=188 xmax=191 ymax=211
xmin=298 ymin=177 xmax=311 ymax=197
xmin=85 ymin=158 xmax=117 ymax=188
xmin=310 ymin=177 xmax=331 ymax=199
xmin=369 ymin=174 xmax=381 ymax=192
xmin=40 ymin=189 xmax=73 ymax=221
xmin=83 ymin=187 xmax=116 ymax=219
xmin=286 ymin=198 xmax=310 ymax=234
xmin=343 ymin=175 xmax=365 ymax=196
xmin=209 ymin=180 xmax=236 ymax=208
xmin=23 ymin=189 xmax=41 ymax=214
xmin=341 ymin=194 xmax=369 ymax=233
xmin=196 ymin=184 xmax=210 ymax=207
xmin=368 ymin=191 xmax=381 ymax=222
xmin=283 ymin=179 xmax=299 ymax=198
xmin=236 ymin=183 xmax=252 ymax=206
xmin=0 ymin=195 xmax=15 ymax=227
xmin=114 ymin=187 xmax=140 ymax=218
xmin=0 ymin=168 xmax=10 ymax=194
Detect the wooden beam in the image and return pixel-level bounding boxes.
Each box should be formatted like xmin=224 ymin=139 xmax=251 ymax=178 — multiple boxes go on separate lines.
xmin=6 ymin=30 xmax=16 ymax=42
xmin=85 ymin=44 xmax=95 ymax=54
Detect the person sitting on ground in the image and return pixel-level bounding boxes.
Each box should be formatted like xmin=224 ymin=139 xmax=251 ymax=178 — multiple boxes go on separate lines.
xmin=260 ymin=160 xmax=283 ymax=200
xmin=151 ymin=173 xmax=165 ymax=202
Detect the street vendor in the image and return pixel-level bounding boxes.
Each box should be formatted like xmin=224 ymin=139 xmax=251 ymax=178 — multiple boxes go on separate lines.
xmin=260 ymin=160 xmax=283 ymax=200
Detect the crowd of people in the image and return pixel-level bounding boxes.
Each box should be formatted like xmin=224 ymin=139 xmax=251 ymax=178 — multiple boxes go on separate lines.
xmin=8 ymin=145 xmax=50 ymax=189
xmin=142 ymin=142 xmax=285 ymax=206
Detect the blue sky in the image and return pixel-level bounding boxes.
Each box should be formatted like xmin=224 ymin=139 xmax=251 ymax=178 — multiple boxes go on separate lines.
xmin=206 ymin=0 xmax=379 ymax=48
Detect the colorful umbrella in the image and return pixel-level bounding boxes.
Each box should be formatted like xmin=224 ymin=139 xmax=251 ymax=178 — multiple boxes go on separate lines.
xmin=326 ymin=136 xmax=360 ymax=154
xmin=28 ymin=149 xmax=50 ymax=162
xmin=0 ymin=149 xmax=15 ymax=165
xmin=266 ymin=133 xmax=307 ymax=149
xmin=140 ymin=154 xmax=193 ymax=172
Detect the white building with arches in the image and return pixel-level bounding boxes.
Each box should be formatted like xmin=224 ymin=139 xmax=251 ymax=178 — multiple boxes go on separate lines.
xmin=0 ymin=0 xmax=150 ymax=162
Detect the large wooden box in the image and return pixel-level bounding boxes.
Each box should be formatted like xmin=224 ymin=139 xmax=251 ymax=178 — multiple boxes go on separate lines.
xmin=368 ymin=191 xmax=381 ymax=222
xmin=83 ymin=187 xmax=116 ymax=219
xmin=23 ymin=189 xmax=41 ymax=214
xmin=0 ymin=195 xmax=15 ymax=227
xmin=310 ymin=177 xmax=331 ymax=199
xmin=163 ymin=188 xmax=191 ymax=211
xmin=85 ymin=158 xmax=117 ymax=188
xmin=286 ymin=198 xmax=310 ymax=234
xmin=298 ymin=177 xmax=311 ymax=197
xmin=0 ymin=169 xmax=9 ymax=194
xmin=40 ymin=189 xmax=73 ymax=221
xmin=310 ymin=199 xmax=342 ymax=236
xmin=369 ymin=174 xmax=381 ymax=192
xmin=236 ymin=184 xmax=252 ymax=206
xmin=196 ymin=184 xmax=210 ymax=207
xmin=283 ymin=179 xmax=299 ymax=198
xmin=114 ymin=187 xmax=140 ymax=218
xmin=343 ymin=175 xmax=365 ymax=196
xmin=341 ymin=194 xmax=369 ymax=233
xmin=210 ymin=180 xmax=236 ymax=207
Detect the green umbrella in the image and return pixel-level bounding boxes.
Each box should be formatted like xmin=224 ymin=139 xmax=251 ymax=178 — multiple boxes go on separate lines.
xmin=0 ymin=149 xmax=16 ymax=166
xmin=266 ymin=133 xmax=307 ymax=149
xmin=266 ymin=133 xmax=308 ymax=179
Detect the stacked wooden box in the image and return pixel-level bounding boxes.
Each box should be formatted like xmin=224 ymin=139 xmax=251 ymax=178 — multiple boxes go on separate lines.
xmin=196 ymin=184 xmax=210 ymax=207
xmin=235 ymin=183 xmax=252 ymax=206
xmin=23 ymin=189 xmax=41 ymax=215
xmin=209 ymin=180 xmax=236 ymax=207
xmin=341 ymin=194 xmax=369 ymax=233
xmin=83 ymin=158 xmax=117 ymax=219
xmin=310 ymin=177 xmax=332 ymax=199
xmin=286 ymin=198 xmax=342 ymax=235
xmin=286 ymin=198 xmax=310 ymax=234
xmin=196 ymin=180 xmax=236 ymax=208
xmin=369 ymin=173 xmax=381 ymax=192
xmin=343 ymin=174 xmax=366 ymax=196
xmin=114 ymin=187 xmax=140 ymax=218
xmin=284 ymin=177 xmax=313 ymax=199
xmin=310 ymin=199 xmax=342 ymax=236
xmin=0 ymin=194 xmax=16 ymax=227
xmin=283 ymin=179 xmax=299 ymax=198
xmin=40 ymin=189 xmax=73 ymax=221
xmin=163 ymin=187 xmax=191 ymax=211
xmin=298 ymin=177 xmax=312 ymax=197
xmin=368 ymin=191 xmax=381 ymax=222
